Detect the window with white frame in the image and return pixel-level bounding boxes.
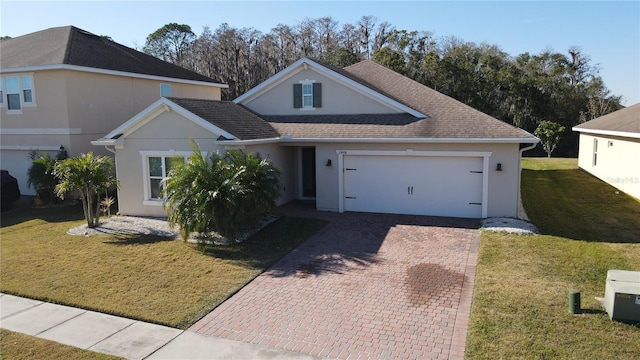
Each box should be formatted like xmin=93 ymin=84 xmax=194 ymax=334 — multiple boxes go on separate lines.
xmin=160 ymin=83 xmax=172 ymax=97
xmin=293 ymin=80 xmax=322 ymax=109
xmin=302 ymin=83 xmax=313 ymax=107
xmin=1 ymin=74 xmax=35 ymax=111
xmin=141 ymin=151 xmax=201 ymax=205
xmin=147 ymin=155 xmax=186 ymax=200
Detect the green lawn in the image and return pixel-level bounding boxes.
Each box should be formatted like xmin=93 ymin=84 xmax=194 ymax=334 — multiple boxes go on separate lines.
xmin=0 ymin=329 xmax=122 ymax=360
xmin=0 ymin=204 xmax=326 ymax=329
xmin=466 ymin=157 xmax=640 ymax=359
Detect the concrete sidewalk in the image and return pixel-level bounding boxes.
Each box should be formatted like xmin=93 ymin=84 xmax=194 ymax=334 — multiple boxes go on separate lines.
xmin=0 ymin=293 xmax=320 ymax=360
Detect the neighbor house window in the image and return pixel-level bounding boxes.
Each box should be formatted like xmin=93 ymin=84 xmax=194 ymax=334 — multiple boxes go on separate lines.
xmin=293 ymin=81 xmax=322 ymax=109
xmin=22 ymin=76 xmax=33 ymax=103
xmin=141 ymin=151 xmax=200 ymax=206
xmin=2 ymin=74 xmax=35 ymax=111
xmin=5 ymin=76 xmax=21 ymax=110
xmin=160 ymin=83 xmax=172 ymax=97
xmin=592 ymin=138 xmax=598 ymax=166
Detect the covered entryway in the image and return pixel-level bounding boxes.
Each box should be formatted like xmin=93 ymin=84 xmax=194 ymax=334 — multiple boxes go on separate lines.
xmin=339 ymin=150 xmax=490 ymax=218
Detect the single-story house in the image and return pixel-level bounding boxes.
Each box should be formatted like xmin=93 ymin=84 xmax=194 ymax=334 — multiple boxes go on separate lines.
xmin=93 ymin=58 xmax=539 ymax=219
xmin=573 ymin=103 xmax=640 ymax=199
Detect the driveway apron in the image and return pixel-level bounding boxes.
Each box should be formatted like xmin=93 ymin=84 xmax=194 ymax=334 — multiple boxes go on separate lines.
xmin=190 ymin=204 xmax=480 ymax=359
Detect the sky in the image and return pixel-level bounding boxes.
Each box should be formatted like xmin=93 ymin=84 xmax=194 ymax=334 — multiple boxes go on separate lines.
xmin=2 ymin=1 xmax=639 ymax=105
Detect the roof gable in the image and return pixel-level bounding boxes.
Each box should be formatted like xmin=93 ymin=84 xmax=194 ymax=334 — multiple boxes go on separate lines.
xmin=573 ymin=103 xmax=640 ymax=138
xmin=1 ymin=26 xmax=226 ymax=86
xmin=97 ymin=98 xmax=279 ymax=145
xmin=234 ymin=57 xmax=425 ymax=118
xmin=99 ymin=98 xmax=234 ymax=144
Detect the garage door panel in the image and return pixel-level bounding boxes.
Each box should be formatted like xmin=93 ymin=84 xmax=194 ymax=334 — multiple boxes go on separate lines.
xmin=344 ymin=155 xmax=484 ymax=218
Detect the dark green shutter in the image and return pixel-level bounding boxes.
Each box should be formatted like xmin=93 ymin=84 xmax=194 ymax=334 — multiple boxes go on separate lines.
xmin=313 ymin=83 xmax=322 ymax=108
xmin=293 ymin=84 xmax=302 ymax=108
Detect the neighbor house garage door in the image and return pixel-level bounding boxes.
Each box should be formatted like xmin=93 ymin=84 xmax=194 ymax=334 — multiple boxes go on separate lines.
xmin=343 ymin=154 xmax=484 ymax=218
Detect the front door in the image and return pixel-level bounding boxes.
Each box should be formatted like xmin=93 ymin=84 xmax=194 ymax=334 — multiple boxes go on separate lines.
xmin=301 ymin=147 xmax=316 ymax=198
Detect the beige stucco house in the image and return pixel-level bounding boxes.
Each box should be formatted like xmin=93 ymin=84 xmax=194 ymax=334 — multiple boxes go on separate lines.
xmin=573 ymin=103 xmax=640 ymax=199
xmin=94 ymin=58 xmax=538 ymax=219
xmin=0 ymin=26 xmax=227 ymax=195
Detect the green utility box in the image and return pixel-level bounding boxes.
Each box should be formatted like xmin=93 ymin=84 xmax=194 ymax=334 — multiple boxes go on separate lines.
xmin=604 ymin=270 xmax=640 ymax=323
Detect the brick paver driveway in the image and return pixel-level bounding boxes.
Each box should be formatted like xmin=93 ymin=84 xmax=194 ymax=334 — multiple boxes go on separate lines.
xmin=190 ymin=203 xmax=480 ymax=359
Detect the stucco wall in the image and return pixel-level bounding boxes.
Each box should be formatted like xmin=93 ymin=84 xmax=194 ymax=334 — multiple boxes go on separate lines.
xmin=1 ymin=68 xmax=223 ymax=194
xmin=241 ymin=68 xmax=402 ymax=115
xmin=114 ymin=111 xmax=294 ymax=217
xmin=578 ymin=133 xmax=640 ymax=199
xmin=292 ymin=142 xmax=523 ymax=218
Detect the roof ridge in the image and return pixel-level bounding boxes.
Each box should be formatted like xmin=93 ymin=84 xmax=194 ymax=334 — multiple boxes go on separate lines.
xmin=62 ymin=26 xmax=75 ymax=65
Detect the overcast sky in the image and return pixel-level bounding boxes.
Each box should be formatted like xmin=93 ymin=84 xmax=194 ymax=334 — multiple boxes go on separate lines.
xmin=2 ymin=0 xmax=638 ymax=105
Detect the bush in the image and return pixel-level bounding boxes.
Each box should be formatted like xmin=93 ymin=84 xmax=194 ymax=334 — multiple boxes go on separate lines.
xmin=163 ymin=140 xmax=281 ymax=241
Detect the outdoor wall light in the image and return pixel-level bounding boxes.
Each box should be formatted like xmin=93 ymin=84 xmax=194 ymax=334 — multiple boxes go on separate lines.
xmin=496 ymin=163 xmax=503 ymax=171
xmin=326 ymin=159 xmax=332 ymax=166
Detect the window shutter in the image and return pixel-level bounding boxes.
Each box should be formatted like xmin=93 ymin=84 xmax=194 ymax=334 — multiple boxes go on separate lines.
xmin=293 ymin=84 xmax=302 ymax=108
xmin=313 ymin=83 xmax=322 ymax=108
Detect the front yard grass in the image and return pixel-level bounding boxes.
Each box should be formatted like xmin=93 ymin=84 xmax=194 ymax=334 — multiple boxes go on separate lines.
xmin=0 ymin=329 xmax=122 ymax=360
xmin=466 ymin=157 xmax=640 ymax=359
xmin=0 ymin=204 xmax=326 ymax=329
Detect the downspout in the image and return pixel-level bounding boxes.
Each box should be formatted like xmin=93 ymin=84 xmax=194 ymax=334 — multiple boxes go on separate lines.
xmin=104 ymin=145 xmax=116 ymax=154
xmin=517 ymin=143 xmax=537 ymax=219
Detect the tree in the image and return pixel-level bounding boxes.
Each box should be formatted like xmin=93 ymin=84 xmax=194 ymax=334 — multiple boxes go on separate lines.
xmin=143 ymin=23 xmax=196 ymax=67
xmin=163 ymin=140 xmax=280 ymax=241
xmin=54 ymin=153 xmax=119 ymax=228
xmin=535 ymin=121 xmax=566 ymax=158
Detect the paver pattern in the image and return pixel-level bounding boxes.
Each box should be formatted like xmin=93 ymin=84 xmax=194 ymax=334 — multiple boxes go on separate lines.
xmin=191 ymin=203 xmax=480 ymax=359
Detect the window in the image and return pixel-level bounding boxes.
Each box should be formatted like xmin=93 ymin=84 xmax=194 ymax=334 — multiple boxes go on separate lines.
xmin=2 ymin=74 xmax=35 ymax=111
xmin=293 ymin=81 xmax=321 ymax=109
xmin=147 ymin=156 xmax=185 ymax=199
xmin=593 ymin=138 xmax=598 ymax=166
xmin=160 ymin=83 xmax=172 ymax=97
xmin=22 ymin=76 xmax=33 ymax=103
xmin=302 ymin=84 xmax=313 ymax=107
xmin=141 ymin=151 xmax=198 ymax=205
xmin=5 ymin=76 xmax=21 ymax=110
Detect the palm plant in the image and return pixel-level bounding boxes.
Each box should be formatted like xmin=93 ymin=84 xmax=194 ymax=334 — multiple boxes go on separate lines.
xmin=53 ymin=153 xmax=119 ymax=228
xmin=27 ymin=153 xmax=59 ymax=204
xmin=163 ymin=139 xmax=280 ymax=241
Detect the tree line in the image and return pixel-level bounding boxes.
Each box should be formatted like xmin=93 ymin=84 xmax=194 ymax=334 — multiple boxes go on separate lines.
xmin=142 ymin=16 xmax=624 ymax=156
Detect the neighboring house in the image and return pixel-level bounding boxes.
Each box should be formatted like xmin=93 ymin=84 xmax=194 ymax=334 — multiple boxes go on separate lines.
xmin=0 ymin=26 xmax=227 ymax=195
xmin=94 ymin=58 xmax=539 ymax=219
xmin=573 ymin=103 xmax=640 ymax=199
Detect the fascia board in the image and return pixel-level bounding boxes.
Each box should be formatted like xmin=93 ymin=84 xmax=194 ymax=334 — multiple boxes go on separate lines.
xmin=572 ymin=127 xmax=640 ymax=139
xmin=103 ymin=98 xmax=169 ymax=139
xmin=234 ymin=58 xmax=426 ymax=118
xmin=0 ymin=64 xmax=228 ymax=88
xmin=102 ymin=98 xmax=236 ymax=141
xmin=234 ymin=58 xmax=309 ymax=103
xmin=277 ymin=137 xmax=540 ymax=144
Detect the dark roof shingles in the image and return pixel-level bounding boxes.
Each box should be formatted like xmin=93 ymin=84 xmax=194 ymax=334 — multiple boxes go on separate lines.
xmin=168 ymin=98 xmax=279 ymax=140
xmin=1 ymin=26 xmax=223 ymax=84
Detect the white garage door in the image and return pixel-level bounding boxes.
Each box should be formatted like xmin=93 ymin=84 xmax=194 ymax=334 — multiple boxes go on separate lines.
xmin=343 ymin=155 xmax=484 ymax=218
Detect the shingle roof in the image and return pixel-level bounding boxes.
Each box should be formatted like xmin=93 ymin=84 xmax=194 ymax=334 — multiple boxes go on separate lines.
xmin=339 ymin=60 xmax=535 ymax=139
xmin=573 ymin=103 xmax=640 ymax=135
xmin=168 ymin=98 xmax=279 ymax=140
xmin=1 ymin=26 xmax=224 ymax=84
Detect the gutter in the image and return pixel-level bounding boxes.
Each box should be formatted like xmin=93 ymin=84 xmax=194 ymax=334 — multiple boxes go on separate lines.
xmin=517 ymin=142 xmax=538 ymax=219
